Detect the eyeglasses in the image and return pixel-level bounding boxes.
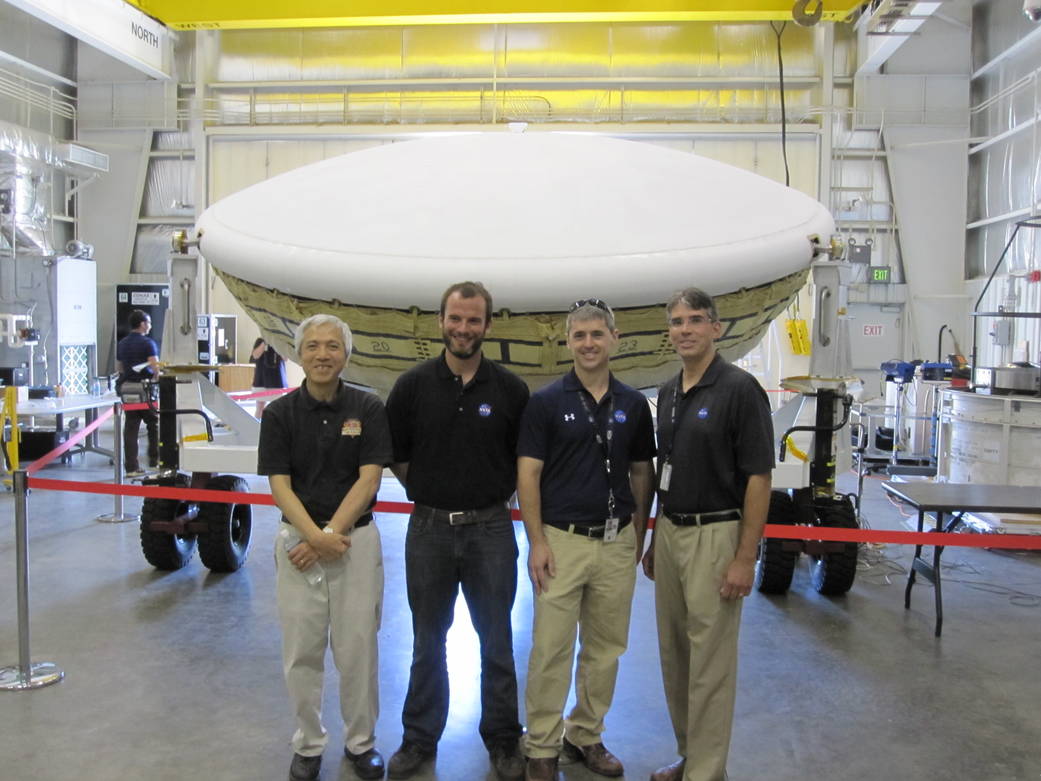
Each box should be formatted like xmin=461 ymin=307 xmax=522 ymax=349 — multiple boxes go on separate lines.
xmin=570 ymin=298 xmax=610 ymax=313
xmin=669 ymin=315 xmax=716 ymax=327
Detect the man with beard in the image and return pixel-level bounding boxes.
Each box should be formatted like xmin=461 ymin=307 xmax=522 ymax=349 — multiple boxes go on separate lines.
xmin=385 ymin=281 xmax=530 ymax=781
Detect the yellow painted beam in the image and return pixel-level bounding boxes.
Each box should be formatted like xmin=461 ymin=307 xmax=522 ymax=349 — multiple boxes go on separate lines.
xmin=125 ymin=1 xmax=863 ymax=29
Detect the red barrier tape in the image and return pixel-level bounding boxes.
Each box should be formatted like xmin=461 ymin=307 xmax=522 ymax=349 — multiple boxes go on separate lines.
xmin=122 ymin=402 xmax=153 ymax=411
xmin=25 ymin=407 xmax=115 ymax=476
xmin=22 ymin=476 xmax=1041 ymax=549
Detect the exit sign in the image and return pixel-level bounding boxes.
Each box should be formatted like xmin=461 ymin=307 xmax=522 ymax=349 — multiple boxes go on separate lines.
xmin=864 ymin=324 xmax=884 ymax=337
xmin=868 ymin=265 xmax=891 ymax=284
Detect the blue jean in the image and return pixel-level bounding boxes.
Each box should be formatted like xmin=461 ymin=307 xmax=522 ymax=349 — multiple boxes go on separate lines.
xmin=401 ymin=505 xmax=522 ymax=750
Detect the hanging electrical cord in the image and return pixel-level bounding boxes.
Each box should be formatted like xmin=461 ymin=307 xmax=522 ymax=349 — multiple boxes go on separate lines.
xmin=770 ymin=21 xmax=791 ymax=187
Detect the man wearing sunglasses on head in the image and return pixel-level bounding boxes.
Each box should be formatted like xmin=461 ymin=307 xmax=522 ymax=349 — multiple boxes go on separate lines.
xmin=517 ymin=298 xmax=655 ymax=781
xmin=642 ymin=287 xmax=774 ymax=781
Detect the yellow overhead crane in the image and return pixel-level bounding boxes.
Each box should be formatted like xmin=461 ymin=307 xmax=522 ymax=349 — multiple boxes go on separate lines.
xmin=123 ymin=0 xmax=866 ymax=29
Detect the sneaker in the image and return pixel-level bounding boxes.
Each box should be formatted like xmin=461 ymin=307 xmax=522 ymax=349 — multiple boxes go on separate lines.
xmin=387 ymin=741 xmax=435 ymax=779
xmin=125 ymin=469 xmax=145 ymax=479
xmin=489 ymin=739 xmax=524 ymax=780
xmin=289 ymin=752 xmax=322 ymax=781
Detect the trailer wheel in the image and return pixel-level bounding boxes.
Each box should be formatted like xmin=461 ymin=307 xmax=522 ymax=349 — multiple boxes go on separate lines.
xmin=140 ymin=496 xmax=197 ymax=570
xmin=811 ymin=498 xmax=859 ymax=596
xmin=197 ymin=475 xmax=253 ymax=573
xmin=756 ymin=489 xmax=799 ymax=594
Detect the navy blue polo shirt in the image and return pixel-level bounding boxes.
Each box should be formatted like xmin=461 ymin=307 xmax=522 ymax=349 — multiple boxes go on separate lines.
xmin=517 ymin=370 xmax=655 ymax=523
xmin=386 ymin=352 xmax=530 ymax=510
xmin=257 ymin=380 xmax=392 ymax=525
xmin=116 ymin=332 xmax=159 ymax=385
xmin=656 ymin=355 xmax=775 ymax=514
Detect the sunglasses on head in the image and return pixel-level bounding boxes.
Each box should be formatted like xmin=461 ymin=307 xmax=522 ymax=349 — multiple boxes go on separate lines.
xmin=569 ymin=298 xmax=610 ymax=313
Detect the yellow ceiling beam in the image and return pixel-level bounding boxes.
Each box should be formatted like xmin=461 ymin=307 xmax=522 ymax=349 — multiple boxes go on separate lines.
xmin=124 ymin=1 xmax=864 ymax=30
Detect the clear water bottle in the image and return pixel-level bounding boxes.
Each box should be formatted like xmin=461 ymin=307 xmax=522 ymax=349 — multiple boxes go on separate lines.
xmin=280 ymin=526 xmax=324 ymax=587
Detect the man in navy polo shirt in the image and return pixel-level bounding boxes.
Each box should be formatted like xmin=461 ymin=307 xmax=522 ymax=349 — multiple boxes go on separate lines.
xmin=517 ymin=299 xmax=655 ymax=781
xmin=642 ymin=287 xmax=774 ymax=781
xmin=258 ymin=313 xmax=392 ymax=781
xmin=115 ymin=309 xmax=159 ymax=476
xmin=385 ymin=281 xmax=529 ymax=781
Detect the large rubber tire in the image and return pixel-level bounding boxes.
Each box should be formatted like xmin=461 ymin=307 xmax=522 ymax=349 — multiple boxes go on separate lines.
xmin=197 ymin=475 xmax=253 ymax=573
xmin=756 ymin=489 xmax=799 ymax=594
xmin=811 ymin=498 xmax=859 ymax=596
xmin=140 ymin=496 xmax=197 ymax=570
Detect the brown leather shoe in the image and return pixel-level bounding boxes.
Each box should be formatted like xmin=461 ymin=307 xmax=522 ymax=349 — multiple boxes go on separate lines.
xmin=650 ymin=758 xmax=686 ymax=781
xmin=524 ymin=756 xmax=559 ymax=781
xmin=561 ymin=738 xmax=624 ymax=777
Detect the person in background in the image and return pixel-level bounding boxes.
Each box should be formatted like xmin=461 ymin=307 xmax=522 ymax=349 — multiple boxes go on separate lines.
xmin=251 ymin=336 xmax=288 ymax=417
xmin=115 ymin=309 xmax=159 ymax=477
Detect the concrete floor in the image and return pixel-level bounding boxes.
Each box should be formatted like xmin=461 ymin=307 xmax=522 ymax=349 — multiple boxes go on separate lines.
xmin=2 ymin=432 xmax=1041 ymax=781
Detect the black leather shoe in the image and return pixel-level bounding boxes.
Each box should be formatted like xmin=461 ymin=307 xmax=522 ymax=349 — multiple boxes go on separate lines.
xmin=387 ymin=741 xmax=435 ymax=779
xmin=345 ymin=747 xmax=385 ymax=780
xmin=289 ymin=753 xmax=322 ymax=781
xmin=488 ymin=740 xmax=524 ymax=781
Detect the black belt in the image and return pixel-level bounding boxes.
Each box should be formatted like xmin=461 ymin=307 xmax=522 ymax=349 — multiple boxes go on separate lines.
xmin=280 ymin=513 xmax=372 ymax=531
xmin=546 ymin=516 xmax=632 ymax=539
xmin=663 ymin=508 xmax=741 ymax=527
xmin=413 ymin=501 xmax=509 ymax=526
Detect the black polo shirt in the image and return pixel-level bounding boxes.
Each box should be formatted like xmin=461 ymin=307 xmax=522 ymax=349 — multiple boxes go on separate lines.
xmin=257 ymin=380 xmax=392 ymax=525
xmin=386 ymin=352 xmax=529 ymax=510
xmin=517 ymin=370 xmax=655 ymax=523
xmin=656 ymin=355 xmax=775 ymax=514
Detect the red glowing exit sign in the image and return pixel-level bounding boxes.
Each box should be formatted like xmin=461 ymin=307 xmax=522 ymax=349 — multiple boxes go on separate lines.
xmin=863 ymin=324 xmax=885 ymax=337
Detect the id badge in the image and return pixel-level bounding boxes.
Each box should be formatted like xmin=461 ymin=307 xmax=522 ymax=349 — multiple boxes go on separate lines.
xmin=660 ymin=462 xmax=673 ymax=491
xmin=603 ymin=516 xmax=620 ymax=543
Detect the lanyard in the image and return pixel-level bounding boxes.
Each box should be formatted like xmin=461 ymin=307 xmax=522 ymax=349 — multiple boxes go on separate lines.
xmin=575 ymin=387 xmax=617 ymax=518
xmin=661 ymin=370 xmax=689 ymax=465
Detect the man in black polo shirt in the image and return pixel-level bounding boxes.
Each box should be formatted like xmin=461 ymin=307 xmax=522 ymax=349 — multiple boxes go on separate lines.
xmin=517 ymin=299 xmax=655 ymax=781
xmin=385 ymin=281 xmax=529 ymax=781
xmin=258 ymin=313 xmax=392 ymax=781
xmin=642 ymin=287 xmax=774 ymax=781
xmin=115 ymin=309 xmax=159 ymax=476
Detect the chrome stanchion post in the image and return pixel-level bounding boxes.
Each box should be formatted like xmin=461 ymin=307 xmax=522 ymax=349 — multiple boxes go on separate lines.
xmin=96 ymin=400 xmax=137 ymax=524
xmin=0 ymin=469 xmax=64 ymax=690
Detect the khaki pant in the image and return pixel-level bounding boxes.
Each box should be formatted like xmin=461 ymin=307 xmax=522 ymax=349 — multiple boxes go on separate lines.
xmin=654 ymin=514 xmax=742 ymax=781
xmin=525 ymin=523 xmax=637 ymax=758
xmin=275 ymin=523 xmax=384 ymax=757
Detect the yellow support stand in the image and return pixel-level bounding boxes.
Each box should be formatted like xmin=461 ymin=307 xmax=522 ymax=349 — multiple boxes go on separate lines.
xmin=785 ymin=318 xmax=812 ymax=356
xmin=2 ymin=385 xmax=21 ymax=484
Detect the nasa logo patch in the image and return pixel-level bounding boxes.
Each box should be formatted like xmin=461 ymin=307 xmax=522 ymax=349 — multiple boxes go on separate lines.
xmin=614 ymin=409 xmax=627 ymax=423
xmin=478 ymin=403 xmax=492 ymax=417
xmin=341 ymin=418 xmax=362 ymax=437
xmin=697 ymin=407 xmax=709 ymax=419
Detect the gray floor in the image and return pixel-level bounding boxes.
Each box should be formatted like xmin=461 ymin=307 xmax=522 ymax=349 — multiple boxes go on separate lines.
xmin=2 ymin=433 xmax=1041 ymax=781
